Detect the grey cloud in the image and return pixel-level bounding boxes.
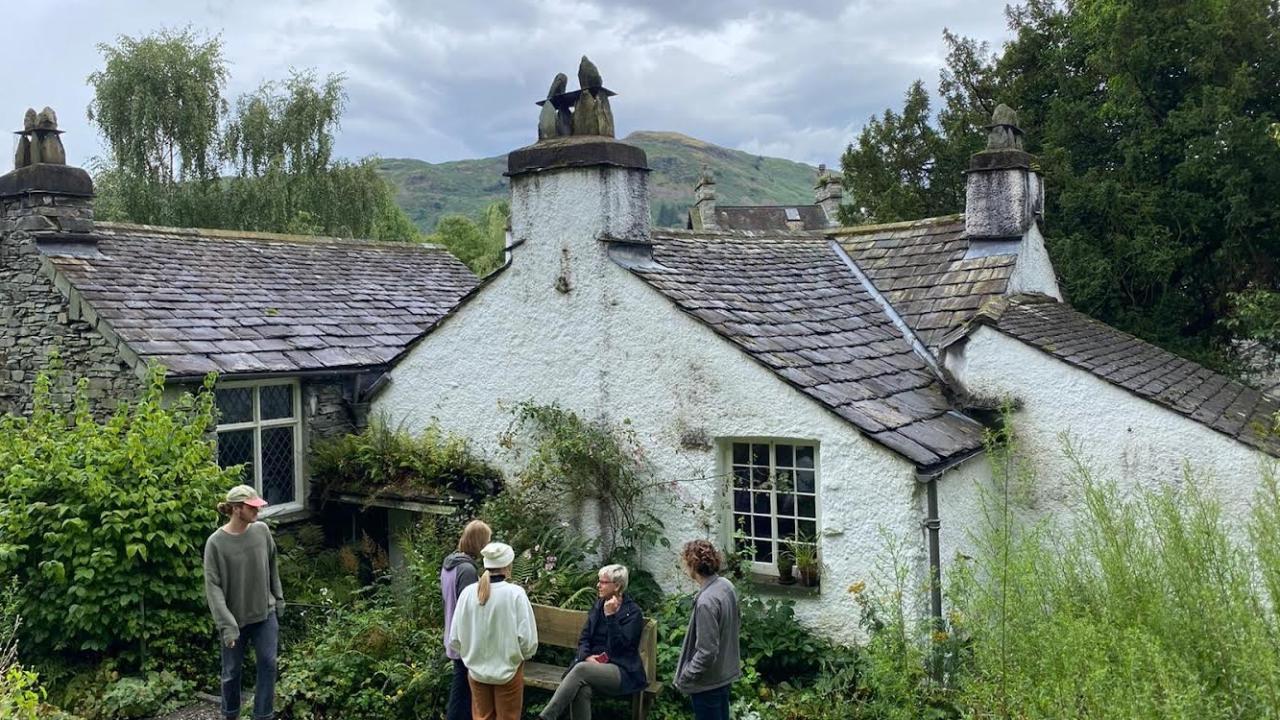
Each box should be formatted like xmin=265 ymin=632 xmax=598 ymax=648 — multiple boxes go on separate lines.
xmin=1 ymin=0 xmax=1011 ymax=170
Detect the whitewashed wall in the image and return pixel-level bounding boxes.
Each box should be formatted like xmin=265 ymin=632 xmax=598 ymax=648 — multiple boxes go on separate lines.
xmin=374 ymin=162 xmax=927 ymax=641
xmin=939 ymin=325 xmax=1276 ymax=566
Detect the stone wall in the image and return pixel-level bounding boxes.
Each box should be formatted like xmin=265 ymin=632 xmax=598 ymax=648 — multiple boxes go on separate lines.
xmin=304 ymin=378 xmax=361 ymax=442
xmin=0 ymin=196 xmax=139 ymax=417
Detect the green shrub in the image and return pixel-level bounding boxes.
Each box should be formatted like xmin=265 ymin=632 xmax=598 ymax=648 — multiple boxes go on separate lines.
xmin=1 ymin=579 xmax=51 ymax=720
xmin=0 ymin=665 xmax=44 ymax=720
xmin=0 ymin=366 xmax=239 ymax=667
xmin=480 ymin=487 xmax=601 ymax=610
xmin=950 ymin=430 xmax=1280 ymax=719
xmin=311 ymin=416 xmax=500 ymax=499
xmin=276 ymin=580 xmax=450 ymax=720
xmin=94 ymin=671 xmax=191 ymax=719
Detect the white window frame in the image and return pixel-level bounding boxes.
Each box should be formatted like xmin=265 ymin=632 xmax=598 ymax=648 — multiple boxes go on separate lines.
xmin=214 ymin=379 xmax=304 ymax=517
xmin=723 ymin=438 xmax=821 ymax=575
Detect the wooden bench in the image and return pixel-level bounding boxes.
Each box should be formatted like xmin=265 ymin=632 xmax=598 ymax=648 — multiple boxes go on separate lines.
xmin=526 ymin=603 xmax=662 ymax=720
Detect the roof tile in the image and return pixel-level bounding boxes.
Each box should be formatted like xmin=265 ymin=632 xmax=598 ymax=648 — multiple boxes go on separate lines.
xmin=629 ymin=230 xmax=984 ymax=469
xmin=991 ymin=299 xmax=1280 ymax=457
xmin=42 ymin=223 xmax=478 ymax=377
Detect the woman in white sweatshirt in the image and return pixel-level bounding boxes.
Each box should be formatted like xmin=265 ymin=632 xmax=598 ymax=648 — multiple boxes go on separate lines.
xmin=447 ymin=542 xmax=538 ymax=720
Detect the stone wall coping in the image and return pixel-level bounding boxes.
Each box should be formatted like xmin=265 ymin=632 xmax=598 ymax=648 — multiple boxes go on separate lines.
xmin=0 ymin=164 xmax=94 ymax=198
xmin=506 ymin=136 xmax=649 ymax=177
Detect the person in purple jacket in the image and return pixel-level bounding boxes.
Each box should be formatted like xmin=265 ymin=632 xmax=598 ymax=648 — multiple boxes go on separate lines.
xmin=441 ymin=519 xmax=492 ymax=720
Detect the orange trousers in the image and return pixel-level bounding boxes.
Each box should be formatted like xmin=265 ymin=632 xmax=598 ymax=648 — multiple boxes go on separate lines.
xmin=468 ymin=664 xmax=524 ymax=720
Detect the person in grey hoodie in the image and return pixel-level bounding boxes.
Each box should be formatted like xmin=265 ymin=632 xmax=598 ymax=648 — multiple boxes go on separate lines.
xmin=441 ymin=520 xmax=492 ymax=720
xmin=674 ymin=539 xmax=741 ymax=720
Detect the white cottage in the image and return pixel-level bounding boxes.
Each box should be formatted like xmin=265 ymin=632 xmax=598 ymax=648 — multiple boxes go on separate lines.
xmin=372 ymin=70 xmax=1279 ymax=639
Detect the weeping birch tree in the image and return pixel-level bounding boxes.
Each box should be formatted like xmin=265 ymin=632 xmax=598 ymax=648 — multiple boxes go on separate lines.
xmin=86 ymin=28 xmax=418 ymax=241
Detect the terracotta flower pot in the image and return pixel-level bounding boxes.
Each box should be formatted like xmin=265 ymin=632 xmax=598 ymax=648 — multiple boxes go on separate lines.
xmin=798 ymin=565 xmax=820 ymax=587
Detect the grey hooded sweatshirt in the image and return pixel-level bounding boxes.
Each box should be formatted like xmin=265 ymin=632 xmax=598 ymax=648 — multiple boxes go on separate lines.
xmin=440 ymin=551 xmax=480 ymax=660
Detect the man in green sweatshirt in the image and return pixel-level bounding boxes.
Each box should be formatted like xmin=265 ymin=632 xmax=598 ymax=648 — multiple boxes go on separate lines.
xmin=204 ymin=484 xmax=284 ymax=720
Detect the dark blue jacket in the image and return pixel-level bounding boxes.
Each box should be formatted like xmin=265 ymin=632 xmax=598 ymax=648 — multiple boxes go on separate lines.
xmin=574 ymin=595 xmax=648 ymax=694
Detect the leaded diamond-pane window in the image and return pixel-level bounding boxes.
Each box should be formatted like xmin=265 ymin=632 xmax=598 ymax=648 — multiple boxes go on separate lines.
xmin=215 ymin=382 xmax=301 ymax=508
xmin=216 ymin=388 xmax=253 ymax=424
xmin=729 ymin=440 xmax=818 ymax=571
xmin=217 ymin=429 xmax=255 ymax=485
xmin=260 ymin=427 xmax=295 ymax=505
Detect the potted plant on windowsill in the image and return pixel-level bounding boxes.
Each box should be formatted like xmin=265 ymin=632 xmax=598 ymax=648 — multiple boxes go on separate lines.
xmin=788 ymin=537 xmax=820 ymax=587
xmin=776 ymin=548 xmax=796 ymax=585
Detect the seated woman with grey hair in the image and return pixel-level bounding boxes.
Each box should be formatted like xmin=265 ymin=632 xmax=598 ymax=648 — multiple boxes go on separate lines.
xmin=538 ymin=564 xmax=647 ymax=720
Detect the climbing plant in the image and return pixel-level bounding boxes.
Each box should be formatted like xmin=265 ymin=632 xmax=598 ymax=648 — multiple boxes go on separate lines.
xmin=501 ymin=401 xmax=669 ymax=558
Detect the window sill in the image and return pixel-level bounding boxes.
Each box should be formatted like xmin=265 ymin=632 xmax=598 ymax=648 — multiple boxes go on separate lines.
xmin=744 ymin=572 xmax=821 ymax=597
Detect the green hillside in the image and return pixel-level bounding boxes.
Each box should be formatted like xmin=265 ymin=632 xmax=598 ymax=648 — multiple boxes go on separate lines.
xmin=378 ymin=131 xmax=819 ymax=231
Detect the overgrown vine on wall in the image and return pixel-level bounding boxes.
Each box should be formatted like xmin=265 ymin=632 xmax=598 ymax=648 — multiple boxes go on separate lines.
xmin=500 ymin=401 xmax=669 ymax=559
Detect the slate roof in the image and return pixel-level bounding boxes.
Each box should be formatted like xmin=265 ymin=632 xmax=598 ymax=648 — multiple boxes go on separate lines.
xmin=967 ymin=296 xmax=1280 ymax=457
xmin=835 ymin=215 xmax=1016 ymax=348
xmin=625 ymin=229 xmax=986 ymax=470
xmin=40 ymin=222 xmax=478 ymax=378
xmin=692 ymin=205 xmax=833 ymax=233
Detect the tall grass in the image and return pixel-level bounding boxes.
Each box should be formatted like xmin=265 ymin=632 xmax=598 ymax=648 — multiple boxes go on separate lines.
xmin=952 ymin=425 xmax=1280 ymax=719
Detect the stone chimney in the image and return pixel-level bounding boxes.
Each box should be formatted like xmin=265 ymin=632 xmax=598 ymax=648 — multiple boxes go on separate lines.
xmin=814 ymin=164 xmax=842 ymax=227
xmin=963 ymin=104 xmax=1060 ymax=299
xmin=691 ymin=165 xmax=718 ymax=230
xmin=507 ymin=57 xmax=651 ymax=288
xmin=0 ymin=107 xmax=95 ymax=240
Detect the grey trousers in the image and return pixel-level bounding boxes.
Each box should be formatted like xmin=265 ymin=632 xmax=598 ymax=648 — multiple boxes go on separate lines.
xmin=540 ymin=661 xmax=623 ymax=720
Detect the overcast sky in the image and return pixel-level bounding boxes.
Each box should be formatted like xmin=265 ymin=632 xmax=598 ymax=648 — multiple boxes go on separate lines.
xmin=2 ymin=0 xmax=1012 ymax=169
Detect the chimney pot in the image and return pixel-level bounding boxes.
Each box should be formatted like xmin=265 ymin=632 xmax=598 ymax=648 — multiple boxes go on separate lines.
xmin=1 ymin=107 xmax=95 ymax=240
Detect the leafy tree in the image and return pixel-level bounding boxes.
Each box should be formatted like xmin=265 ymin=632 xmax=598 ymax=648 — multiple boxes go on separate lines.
xmin=840 ymin=0 xmax=1280 ymax=369
xmin=838 ymin=82 xmax=954 ymax=224
xmin=655 ymin=202 xmax=683 ymax=227
xmin=427 ymin=201 xmax=508 ymax=275
xmin=87 ymin=28 xmax=227 ymax=187
xmin=0 ymin=365 xmax=238 ymax=670
xmin=87 ymin=29 xmax=418 ymax=242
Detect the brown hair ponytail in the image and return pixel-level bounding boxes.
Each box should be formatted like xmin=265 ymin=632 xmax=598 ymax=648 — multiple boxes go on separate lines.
xmin=477 ymin=569 xmax=492 ymax=605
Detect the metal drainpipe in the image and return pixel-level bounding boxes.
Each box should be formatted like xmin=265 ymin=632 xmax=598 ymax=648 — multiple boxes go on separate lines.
xmin=920 ymin=470 xmax=944 ymax=682
xmin=919 ymin=471 xmax=944 ymax=626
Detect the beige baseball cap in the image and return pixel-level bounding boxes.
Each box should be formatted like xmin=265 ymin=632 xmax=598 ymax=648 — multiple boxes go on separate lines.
xmin=225 ymin=484 xmax=268 ymax=508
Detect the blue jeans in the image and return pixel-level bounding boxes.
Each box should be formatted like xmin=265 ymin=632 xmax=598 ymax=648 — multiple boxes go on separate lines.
xmin=690 ymin=684 xmax=730 ymax=720
xmin=220 ymin=611 xmax=278 ymax=720
xmin=447 ymin=658 xmax=471 ymax=720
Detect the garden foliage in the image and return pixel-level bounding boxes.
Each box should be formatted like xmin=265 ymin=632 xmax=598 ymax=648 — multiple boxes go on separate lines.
xmin=310 ymin=415 xmax=501 ymax=500
xmin=947 ymin=432 xmax=1280 ymax=718
xmin=1 ymin=581 xmax=44 ymax=720
xmin=0 ymin=366 xmax=238 ymax=668
xmin=502 ymin=401 xmax=668 ymax=558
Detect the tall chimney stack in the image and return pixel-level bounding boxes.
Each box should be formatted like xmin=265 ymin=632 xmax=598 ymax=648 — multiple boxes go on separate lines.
xmin=963 ymin=104 xmax=1060 ymax=299
xmin=814 ymin=163 xmax=842 ymax=227
xmin=692 ymin=166 xmax=718 ymax=230
xmin=1 ymin=107 xmax=95 ymax=240
xmin=506 ymin=57 xmax=651 ymax=289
